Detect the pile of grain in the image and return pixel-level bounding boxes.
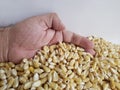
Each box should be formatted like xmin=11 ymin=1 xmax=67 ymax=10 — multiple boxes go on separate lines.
xmin=0 ymin=36 xmax=120 ymax=90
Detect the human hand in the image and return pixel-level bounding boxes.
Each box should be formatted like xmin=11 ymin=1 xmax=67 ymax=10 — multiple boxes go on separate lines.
xmin=1 ymin=13 xmax=95 ymax=63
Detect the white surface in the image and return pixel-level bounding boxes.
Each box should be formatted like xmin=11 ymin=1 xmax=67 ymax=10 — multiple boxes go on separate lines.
xmin=0 ymin=0 xmax=120 ymax=44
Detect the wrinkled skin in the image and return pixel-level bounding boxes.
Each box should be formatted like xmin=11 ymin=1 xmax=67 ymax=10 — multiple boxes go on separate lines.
xmin=7 ymin=13 xmax=95 ymax=63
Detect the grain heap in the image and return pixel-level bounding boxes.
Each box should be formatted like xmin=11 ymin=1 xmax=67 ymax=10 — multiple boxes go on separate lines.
xmin=0 ymin=36 xmax=120 ymax=90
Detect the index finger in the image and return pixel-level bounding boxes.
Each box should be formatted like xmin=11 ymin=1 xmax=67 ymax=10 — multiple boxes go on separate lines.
xmin=63 ymin=30 xmax=95 ymax=55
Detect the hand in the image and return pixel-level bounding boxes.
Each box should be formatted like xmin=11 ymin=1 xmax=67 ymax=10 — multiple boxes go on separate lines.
xmin=2 ymin=13 xmax=95 ymax=63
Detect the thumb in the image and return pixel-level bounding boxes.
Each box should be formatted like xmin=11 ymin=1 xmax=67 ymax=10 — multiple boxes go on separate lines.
xmin=51 ymin=13 xmax=65 ymax=31
xmin=39 ymin=13 xmax=65 ymax=31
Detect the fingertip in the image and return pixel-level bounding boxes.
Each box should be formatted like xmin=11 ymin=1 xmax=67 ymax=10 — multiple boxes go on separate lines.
xmin=80 ymin=37 xmax=95 ymax=55
xmin=81 ymin=37 xmax=94 ymax=49
xmin=87 ymin=40 xmax=94 ymax=49
xmin=86 ymin=49 xmax=96 ymax=56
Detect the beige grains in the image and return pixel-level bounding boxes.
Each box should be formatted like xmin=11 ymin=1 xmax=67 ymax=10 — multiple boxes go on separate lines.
xmin=0 ymin=36 xmax=120 ymax=90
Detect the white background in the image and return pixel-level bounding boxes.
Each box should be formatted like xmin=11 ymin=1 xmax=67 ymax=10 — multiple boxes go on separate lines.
xmin=0 ymin=0 xmax=120 ymax=44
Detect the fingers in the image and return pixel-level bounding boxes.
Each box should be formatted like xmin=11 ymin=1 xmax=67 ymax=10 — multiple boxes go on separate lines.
xmin=86 ymin=49 xmax=95 ymax=55
xmin=38 ymin=13 xmax=65 ymax=31
xmin=48 ymin=30 xmax=63 ymax=45
xmin=63 ymin=30 xmax=95 ymax=55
